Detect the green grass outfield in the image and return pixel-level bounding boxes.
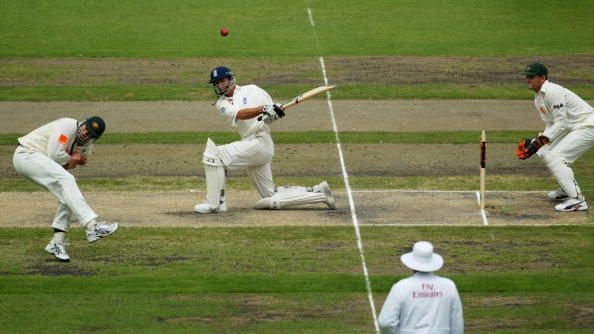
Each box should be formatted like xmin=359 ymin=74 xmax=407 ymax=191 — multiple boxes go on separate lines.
xmin=2 ymin=0 xmax=594 ymax=100
xmin=1 ymin=226 xmax=593 ymax=333
xmin=2 ymin=0 xmax=594 ymax=332
xmin=2 ymin=0 xmax=593 ymax=57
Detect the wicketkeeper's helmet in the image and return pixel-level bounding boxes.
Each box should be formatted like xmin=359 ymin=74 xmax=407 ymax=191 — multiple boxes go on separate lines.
xmin=208 ymin=66 xmax=236 ymax=96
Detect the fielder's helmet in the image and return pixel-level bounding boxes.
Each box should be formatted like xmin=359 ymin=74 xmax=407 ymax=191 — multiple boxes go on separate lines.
xmin=85 ymin=116 xmax=106 ymax=139
xmin=209 ymin=66 xmax=236 ymax=96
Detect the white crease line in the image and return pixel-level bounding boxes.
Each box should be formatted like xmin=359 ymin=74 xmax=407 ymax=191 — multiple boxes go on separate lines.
xmin=308 ymin=6 xmax=379 ymax=333
xmin=360 ymin=223 xmax=593 ymax=227
xmin=475 ymin=191 xmax=489 ymax=226
xmin=352 ymin=189 xmax=593 ymax=193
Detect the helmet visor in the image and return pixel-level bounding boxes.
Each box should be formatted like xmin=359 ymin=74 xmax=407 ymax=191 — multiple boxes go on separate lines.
xmin=212 ymin=76 xmax=235 ymax=96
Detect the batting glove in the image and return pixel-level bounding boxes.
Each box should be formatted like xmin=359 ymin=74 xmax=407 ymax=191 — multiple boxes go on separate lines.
xmin=262 ymin=103 xmax=285 ymax=124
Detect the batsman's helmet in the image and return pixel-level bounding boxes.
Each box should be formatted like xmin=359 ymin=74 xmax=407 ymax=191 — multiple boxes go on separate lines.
xmin=523 ymin=62 xmax=548 ymax=77
xmin=209 ymin=66 xmax=236 ymax=96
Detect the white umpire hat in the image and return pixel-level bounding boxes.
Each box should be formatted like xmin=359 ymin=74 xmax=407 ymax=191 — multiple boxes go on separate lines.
xmin=401 ymin=241 xmax=444 ymax=272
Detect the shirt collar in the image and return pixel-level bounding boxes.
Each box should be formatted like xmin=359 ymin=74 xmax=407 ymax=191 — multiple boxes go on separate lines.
xmin=538 ymin=80 xmax=550 ymax=95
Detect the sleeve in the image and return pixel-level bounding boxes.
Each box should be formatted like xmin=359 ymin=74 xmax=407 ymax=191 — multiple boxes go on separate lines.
xmin=542 ymin=90 xmax=569 ymax=141
xmin=449 ymin=284 xmax=464 ymax=334
xmin=215 ymin=98 xmax=241 ymax=127
xmin=255 ymin=86 xmax=273 ymax=106
xmin=47 ymin=119 xmax=76 ymax=166
xmin=378 ymin=283 xmax=403 ymax=334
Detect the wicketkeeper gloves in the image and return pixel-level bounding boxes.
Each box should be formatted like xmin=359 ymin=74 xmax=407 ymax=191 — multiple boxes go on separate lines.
xmin=516 ymin=135 xmax=549 ymax=160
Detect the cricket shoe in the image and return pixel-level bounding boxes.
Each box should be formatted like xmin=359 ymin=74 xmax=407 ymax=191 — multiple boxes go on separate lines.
xmin=86 ymin=222 xmax=119 ymax=243
xmin=547 ymin=189 xmax=568 ymax=201
xmin=314 ymin=181 xmax=336 ymax=210
xmin=45 ymin=241 xmax=70 ymax=262
xmin=554 ymin=196 xmax=588 ymax=212
xmin=194 ymin=201 xmax=228 ymax=214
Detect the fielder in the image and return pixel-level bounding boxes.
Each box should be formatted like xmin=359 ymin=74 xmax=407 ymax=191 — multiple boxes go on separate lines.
xmin=516 ymin=62 xmax=594 ymax=212
xmin=194 ymin=66 xmax=336 ymax=213
xmin=378 ymin=241 xmax=464 ymax=334
xmin=13 ymin=117 xmax=119 ymax=262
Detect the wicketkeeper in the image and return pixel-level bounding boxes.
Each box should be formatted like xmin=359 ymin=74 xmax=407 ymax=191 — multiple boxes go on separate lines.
xmin=516 ymin=62 xmax=594 ymax=211
xmin=13 ymin=116 xmax=118 ymax=261
xmin=194 ymin=66 xmax=336 ymax=213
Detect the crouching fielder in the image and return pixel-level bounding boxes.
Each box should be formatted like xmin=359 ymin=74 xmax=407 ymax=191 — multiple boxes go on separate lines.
xmin=516 ymin=62 xmax=594 ymax=212
xmin=194 ymin=66 xmax=336 ymax=213
xmin=13 ymin=116 xmax=118 ymax=262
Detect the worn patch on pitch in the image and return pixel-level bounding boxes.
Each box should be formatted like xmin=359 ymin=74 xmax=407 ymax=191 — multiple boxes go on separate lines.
xmin=0 ymin=190 xmax=588 ymax=228
xmin=352 ymin=190 xmax=590 ymax=226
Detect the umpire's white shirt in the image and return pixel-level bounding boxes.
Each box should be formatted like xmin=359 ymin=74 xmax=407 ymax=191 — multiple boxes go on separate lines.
xmin=378 ymin=272 xmax=463 ymax=334
xmin=215 ymin=84 xmax=272 ymax=139
xmin=535 ymin=80 xmax=594 ymax=141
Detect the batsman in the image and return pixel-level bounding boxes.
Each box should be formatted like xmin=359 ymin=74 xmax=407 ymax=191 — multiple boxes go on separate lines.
xmin=194 ymin=66 xmax=336 ymax=213
xmin=516 ymin=62 xmax=594 ymax=212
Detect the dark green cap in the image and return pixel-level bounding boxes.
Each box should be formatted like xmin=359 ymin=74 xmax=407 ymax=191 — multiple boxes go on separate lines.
xmin=523 ymin=62 xmax=548 ymax=76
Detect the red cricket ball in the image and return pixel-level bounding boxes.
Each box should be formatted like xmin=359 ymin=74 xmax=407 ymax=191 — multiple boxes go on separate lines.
xmin=220 ymin=27 xmax=229 ymax=37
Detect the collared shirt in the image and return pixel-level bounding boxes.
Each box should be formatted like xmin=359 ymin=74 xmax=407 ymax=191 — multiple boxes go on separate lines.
xmin=215 ymin=84 xmax=272 ymax=139
xmin=378 ymin=272 xmax=464 ymax=334
xmin=534 ymin=80 xmax=594 ymax=141
xmin=17 ymin=118 xmax=93 ymax=166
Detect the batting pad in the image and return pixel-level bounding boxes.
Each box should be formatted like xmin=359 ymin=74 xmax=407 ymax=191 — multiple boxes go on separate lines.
xmin=254 ymin=188 xmax=325 ymax=209
xmin=203 ymin=139 xmax=226 ymax=209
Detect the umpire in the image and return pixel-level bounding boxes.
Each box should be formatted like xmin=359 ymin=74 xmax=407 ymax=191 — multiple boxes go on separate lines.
xmin=378 ymin=241 xmax=464 ymax=334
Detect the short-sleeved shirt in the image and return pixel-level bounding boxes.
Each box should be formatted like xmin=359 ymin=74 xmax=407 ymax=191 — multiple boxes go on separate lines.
xmin=215 ymin=84 xmax=272 ymax=139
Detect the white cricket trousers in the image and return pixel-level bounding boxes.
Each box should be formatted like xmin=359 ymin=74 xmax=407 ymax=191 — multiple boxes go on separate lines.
xmin=537 ymin=127 xmax=594 ymax=197
xmin=217 ymin=132 xmax=275 ymax=198
xmin=13 ymin=146 xmax=98 ymax=231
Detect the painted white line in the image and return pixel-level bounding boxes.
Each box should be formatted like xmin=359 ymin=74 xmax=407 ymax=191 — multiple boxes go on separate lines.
xmin=307 ymin=6 xmax=379 ymax=333
xmin=354 ymin=189 xmax=478 ymax=194
xmin=476 ymin=191 xmax=489 ymax=226
xmin=361 ymin=223 xmax=594 ymax=227
xmin=307 ymin=7 xmax=315 ymax=26
xmin=352 ymin=189 xmax=594 ymax=194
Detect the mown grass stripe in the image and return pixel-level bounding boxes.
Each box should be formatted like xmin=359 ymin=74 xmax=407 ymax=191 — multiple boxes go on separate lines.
xmin=1 ymin=272 xmax=592 ymax=294
xmin=1 ymin=131 xmax=538 ymax=145
xmin=3 ymin=176 xmax=593 ymax=195
xmin=2 ymin=84 xmax=594 ymax=101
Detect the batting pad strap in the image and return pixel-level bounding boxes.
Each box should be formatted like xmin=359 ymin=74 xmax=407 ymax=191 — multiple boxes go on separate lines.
xmin=254 ymin=188 xmax=325 ymax=209
xmin=203 ymin=152 xmax=224 ymax=167
xmin=203 ymin=138 xmax=224 ymax=167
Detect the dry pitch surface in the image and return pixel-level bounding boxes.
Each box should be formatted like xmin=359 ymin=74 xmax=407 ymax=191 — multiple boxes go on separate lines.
xmin=1 ymin=100 xmax=590 ymax=227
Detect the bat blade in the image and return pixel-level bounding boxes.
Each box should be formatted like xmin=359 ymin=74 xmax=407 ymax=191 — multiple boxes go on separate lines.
xmin=281 ymin=85 xmax=335 ymax=110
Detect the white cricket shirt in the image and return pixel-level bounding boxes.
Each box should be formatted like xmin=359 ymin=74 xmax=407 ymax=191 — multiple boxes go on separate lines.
xmin=18 ymin=118 xmax=93 ymax=166
xmin=378 ymin=272 xmax=464 ymax=334
xmin=215 ymin=84 xmax=272 ymax=139
xmin=534 ymin=80 xmax=594 ymax=141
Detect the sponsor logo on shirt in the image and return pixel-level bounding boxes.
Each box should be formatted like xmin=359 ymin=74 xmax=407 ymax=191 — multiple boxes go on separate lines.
xmin=553 ymin=103 xmax=564 ymax=109
xmin=220 ymin=107 xmax=226 ymax=114
xmin=412 ymin=283 xmax=444 ymax=299
xmin=243 ymin=97 xmax=247 ymax=105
